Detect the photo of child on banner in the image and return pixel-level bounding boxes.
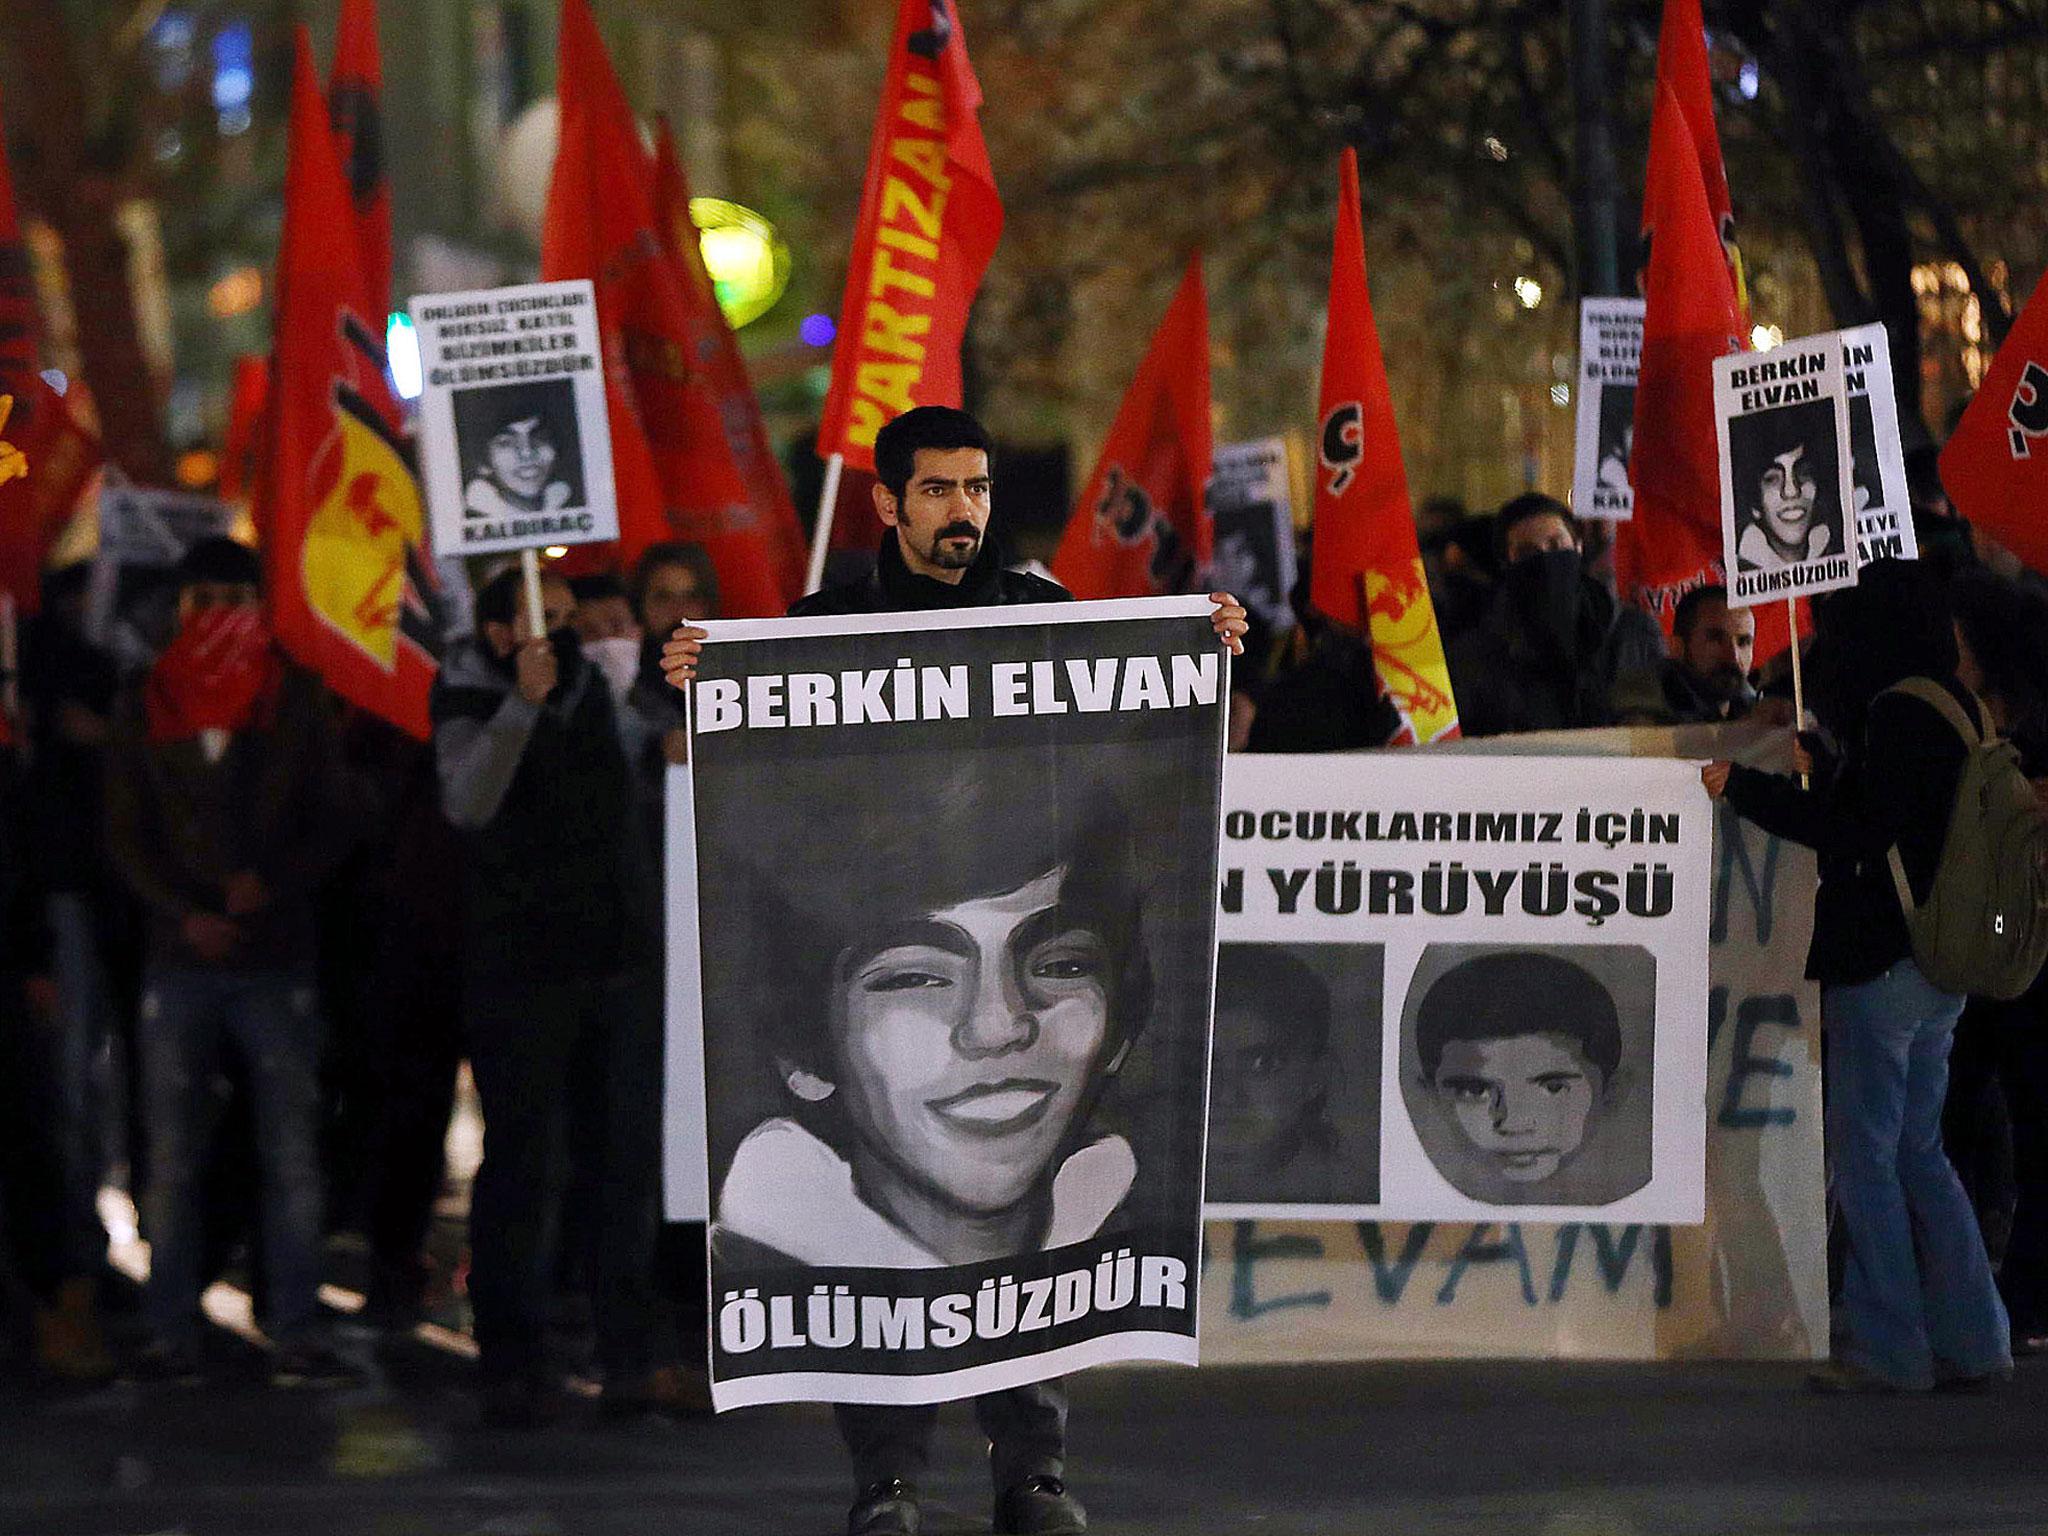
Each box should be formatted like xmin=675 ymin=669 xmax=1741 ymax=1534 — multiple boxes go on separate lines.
xmin=670 ymin=598 xmax=1225 ymax=1410
xmin=1573 ymin=298 xmax=1645 ymax=522
xmin=1713 ymin=337 xmax=1859 ymax=607
xmin=1207 ymin=752 xmax=1711 ymax=1224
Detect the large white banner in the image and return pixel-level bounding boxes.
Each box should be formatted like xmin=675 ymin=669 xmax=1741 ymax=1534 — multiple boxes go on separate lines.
xmin=670 ymin=597 xmax=1227 ymax=1409
xmin=1200 ymin=720 xmax=1826 ymax=1363
xmin=1209 ymin=754 xmax=1712 ymax=1224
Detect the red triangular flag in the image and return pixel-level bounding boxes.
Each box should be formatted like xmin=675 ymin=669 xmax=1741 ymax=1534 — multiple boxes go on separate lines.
xmin=543 ymin=0 xmax=793 ymax=615
xmin=268 ymin=28 xmax=438 ymax=736
xmin=1941 ymin=270 xmax=2048 ymax=569
xmin=220 ymin=354 xmax=272 ymax=509
xmin=327 ymin=0 xmax=391 ymax=319
xmin=0 ymin=86 xmax=101 ymax=617
xmin=1307 ymin=150 xmax=1458 ymax=744
xmin=1616 ymin=85 xmax=1750 ymax=634
xmin=816 ymin=0 xmax=1003 ymax=472
xmin=648 ymin=117 xmax=806 ymax=603
xmin=1649 ymin=0 xmax=1744 ymax=313
xmin=1053 ymin=254 xmax=1212 ymax=600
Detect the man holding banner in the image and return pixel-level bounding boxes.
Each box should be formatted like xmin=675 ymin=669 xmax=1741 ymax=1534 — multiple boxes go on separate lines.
xmin=665 ymin=405 xmax=1246 ymax=1536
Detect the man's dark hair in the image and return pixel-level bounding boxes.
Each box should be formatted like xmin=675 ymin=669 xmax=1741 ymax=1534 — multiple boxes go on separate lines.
xmin=1495 ymin=493 xmax=1579 ymax=562
xmin=175 ymin=535 xmax=262 ymax=592
xmin=1672 ymin=584 xmax=1732 ymax=643
xmin=873 ymin=405 xmax=992 ymax=504
xmin=568 ymin=571 xmax=628 ymax=606
xmin=632 ymin=540 xmax=720 ymax=618
xmin=1415 ymin=950 xmax=1622 ymax=1084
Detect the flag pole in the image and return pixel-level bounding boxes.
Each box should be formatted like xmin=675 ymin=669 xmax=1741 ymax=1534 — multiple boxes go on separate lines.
xmin=1786 ymin=596 xmax=1808 ymax=790
xmin=520 ymin=548 xmax=547 ymax=639
xmin=804 ymin=451 xmax=844 ymax=595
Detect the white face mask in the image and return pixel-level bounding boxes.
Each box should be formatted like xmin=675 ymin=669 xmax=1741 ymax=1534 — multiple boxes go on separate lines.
xmin=584 ymin=635 xmax=641 ymax=701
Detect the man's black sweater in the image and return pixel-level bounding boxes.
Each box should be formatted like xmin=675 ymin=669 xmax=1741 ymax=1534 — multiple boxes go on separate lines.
xmin=789 ymin=529 xmax=1069 ymax=618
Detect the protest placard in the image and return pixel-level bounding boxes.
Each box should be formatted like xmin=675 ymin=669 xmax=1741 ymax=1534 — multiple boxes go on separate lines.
xmin=1208 ymin=753 xmax=1711 ymax=1225
xmin=87 ymin=484 xmax=237 ymax=667
xmin=1715 ymin=337 xmax=1858 ymax=605
xmin=1825 ymin=322 xmax=1919 ymax=565
xmin=1573 ymin=299 xmax=1645 ymax=522
xmin=409 ymin=279 xmax=617 ymax=559
xmin=1209 ymin=437 xmax=1298 ymax=629
xmin=669 ymin=596 xmax=1226 ymax=1409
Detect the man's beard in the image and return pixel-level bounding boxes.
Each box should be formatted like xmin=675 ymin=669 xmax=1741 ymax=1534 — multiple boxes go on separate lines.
xmin=924 ymin=522 xmax=982 ymax=569
xmin=1701 ymin=663 xmax=1748 ymax=702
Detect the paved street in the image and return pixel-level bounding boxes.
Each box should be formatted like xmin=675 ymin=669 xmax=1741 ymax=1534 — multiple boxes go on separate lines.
xmin=4 ymin=1347 xmax=2045 ymax=1536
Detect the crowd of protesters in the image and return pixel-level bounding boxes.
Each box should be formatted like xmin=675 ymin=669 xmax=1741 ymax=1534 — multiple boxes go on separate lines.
xmin=2 ymin=439 xmax=2045 ymax=1420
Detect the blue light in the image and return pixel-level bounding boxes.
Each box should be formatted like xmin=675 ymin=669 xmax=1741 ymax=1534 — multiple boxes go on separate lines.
xmin=212 ymin=22 xmax=254 ymax=113
xmin=1737 ymin=58 xmax=1761 ymax=101
xmin=387 ymin=313 xmax=424 ymax=402
xmin=800 ymin=313 xmax=837 ymax=348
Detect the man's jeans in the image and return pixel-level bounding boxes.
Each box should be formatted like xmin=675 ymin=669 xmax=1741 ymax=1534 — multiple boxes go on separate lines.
xmin=139 ymin=968 xmax=324 ymax=1347
xmin=45 ymin=893 xmax=121 ymax=1276
xmin=1824 ymin=958 xmax=2013 ymax=1387
xmin=836 ymin=1381 xmax=1067 ymax=1499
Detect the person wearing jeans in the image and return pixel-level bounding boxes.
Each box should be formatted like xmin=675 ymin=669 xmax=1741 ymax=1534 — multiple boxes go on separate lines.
xmin=1705 ymin=560 xmax=2013 ymax=1393
xmin=104 ymin=538 xmax=360 ymax=1384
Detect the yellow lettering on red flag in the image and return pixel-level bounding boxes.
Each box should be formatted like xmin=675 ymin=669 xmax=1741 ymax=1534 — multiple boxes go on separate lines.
xmin=303 ymin=395 xmax=422 ymax=671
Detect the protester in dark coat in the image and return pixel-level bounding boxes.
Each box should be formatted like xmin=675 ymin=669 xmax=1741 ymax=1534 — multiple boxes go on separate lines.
xmin=1705 ymin=560 xmax=2012 ymax=1393
xmin=1645 ymin=584 xmax=1762 ymax=724
xmin=104 ymin=537 xmax=361 ymax=1385
xmin=1942 ymin=568 xmax=2048 ymax=1353
xmin=1446 ymin=495 xmax=1663 ymax=736
xmin=431 ymin=562 xmax=665 ymax=1427
xmin=661 ymin=404 xmax=1247 ymax=1536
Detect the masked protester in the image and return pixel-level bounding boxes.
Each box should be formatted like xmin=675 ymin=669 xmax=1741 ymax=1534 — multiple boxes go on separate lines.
xmin=1445 ymin=494 xmax=1665 ymax=737
xmin=103 ymin=536 xmax=362 ymax=1387
xmin=661 ymin=405 xmax=1248 ymax=1536
xmin=430 ymin=562 xmax=665 ymax=1428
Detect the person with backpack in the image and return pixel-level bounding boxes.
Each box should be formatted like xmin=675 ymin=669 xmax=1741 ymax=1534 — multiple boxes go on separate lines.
xmin=1702 ymin=560 xmax=2021 ymax=1394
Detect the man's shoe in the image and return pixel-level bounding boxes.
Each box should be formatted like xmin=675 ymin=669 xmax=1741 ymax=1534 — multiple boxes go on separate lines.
xmin=270 ymin=1339 xmax=365 ymax=1389
xmin=848 ymin=1478 xmax=920 ymax=1536
xmin=33 ymin=1279 xmax=115 ymax=1385
xmin=995 ymin=1474 xmax=1088 ymax=1535
xmin=1806 ymin=1360 xmax=1925 ymax=1395
xmin=1934 ymin=1364 xmax=2015 ymax=1394
xmin=600 ymin=1363 xmax=715 ymax=1419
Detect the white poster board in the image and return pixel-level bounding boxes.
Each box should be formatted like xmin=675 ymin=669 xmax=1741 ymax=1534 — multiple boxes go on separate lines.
xmin=1573 ymin=299 xmax=1645 ymax=522
xmin=87 ymin=485 xmax=237 ymax=666
xmin=1823 ymin=322 xmax=1920 ymax=565
xmin=1209 ymin=753 xmax=1712 ymax=1226
xmin=1209 ymin=437 xmax=1298 ymax=630
xmin=1715 ymin=338 xmax=1859 ymax=606
xmin=409 ymin=279 xmax=618 ymax=558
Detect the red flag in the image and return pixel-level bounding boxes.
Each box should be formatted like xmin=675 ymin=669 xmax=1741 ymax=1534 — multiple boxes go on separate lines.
xmin=1616 ymin=85 xmax=1747 ymax=631
xmin=0 ymin=92 xmax=101 ymax=616
xmin=1941 ymin=270 xmax=2048 ymax=569
xmin=816 ymin=0 xmax=1003 ymax=471
xmin=0 ymin=78 xmax=37 ymax=399
xmin=268 ymin=29 xmax=438 ymax=737
xmin=1648 ymin=0 xmax=1745 ymax=314
xmin=0 ymin=377 xmax=101 ymax=615
xmin=648 ymin=117 xmax=806 ymax=601
xmin=1306 ymin=151 xmax=1458 ymax=744
xmin=1052 ymin=255 xmax=1212 ymax=601
xmin=220 ymin=354 xmax=271 ymax=509
xmin=543 ymin=0 xmax=792 ymax=615
xmin=327 ymin=0 xmax=391 ymax=318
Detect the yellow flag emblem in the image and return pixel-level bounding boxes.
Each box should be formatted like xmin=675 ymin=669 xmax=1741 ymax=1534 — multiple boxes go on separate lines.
xmin=0 ymin=395 xmax=28 ymax=490
xmin=303 ymin=393 xmax=423 ymax=671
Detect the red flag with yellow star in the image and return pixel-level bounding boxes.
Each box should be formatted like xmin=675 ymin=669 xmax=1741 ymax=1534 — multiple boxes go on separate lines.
xmin=1308 ymin=149 xmax=1458 ymax=744
xmin=268 ymin=28 xmax=440 ymax=736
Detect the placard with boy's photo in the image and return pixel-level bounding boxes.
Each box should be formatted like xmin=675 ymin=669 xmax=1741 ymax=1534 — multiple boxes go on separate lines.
xmin=1824 ymin=321 xmax=1920 ymax=566
xmin=667 ymin=597 xmax=1227 ymax=1410
xmin=1210 ymin=752 xmax=1711 ymax=1224
xmin=1573 ymin=297 xmax=1645 ymax=522
xmin=409 ymin=278 xmax=619 ymax=558
xmin=1714 ymin=337 xmax=1860 ymax=606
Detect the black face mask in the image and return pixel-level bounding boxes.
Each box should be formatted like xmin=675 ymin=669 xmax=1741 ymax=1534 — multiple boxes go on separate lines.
xmin=1505 ymin=547 xmax=1584 ymax=655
